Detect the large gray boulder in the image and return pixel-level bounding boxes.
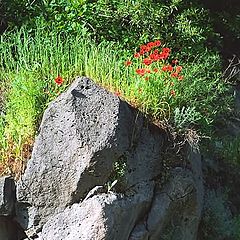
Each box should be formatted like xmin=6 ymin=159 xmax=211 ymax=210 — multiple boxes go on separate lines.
xmin=16 ymin=77 xmax=145 ymax=232
xmin=130 ymin=168 xmax=201 ymax=240
xmin=37 ymin=163 xmax=202 ymax=240
xmin=16 ymin=77 xmax=203 ymax=239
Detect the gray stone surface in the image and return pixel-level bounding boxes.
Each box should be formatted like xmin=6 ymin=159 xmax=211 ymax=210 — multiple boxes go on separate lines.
xmin=38 ymin=182 xmax=154 ymax=240
xmin=15 ymin=77 xmax=203 ymax=239
xmin=16 ymin=77 xmax=148 ymax=233
xmin=0 ymin=176 xmax=16 ymax=216
xmin=0 ymin=216 xmax=18 ymax=240
xmin=129 ymin=150 xmax=203 ymax=240
xmin=147 ymin=168 xmax=201 ymax=240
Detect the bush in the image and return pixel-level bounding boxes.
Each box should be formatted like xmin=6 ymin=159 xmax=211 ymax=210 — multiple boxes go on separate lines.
xmin=3 ymin=1 xmax=219 ymax=54
xmin=1 ymin=0 xmax=43 ymax=29
xmin=200 ymin=189 xmax=238 ymax=240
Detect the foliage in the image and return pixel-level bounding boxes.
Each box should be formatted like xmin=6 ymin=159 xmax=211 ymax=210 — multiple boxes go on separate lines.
xmin=221 ymin=13 xmax=240 ymax=40
xmin=1 ymin=0 xmax=43 ymax=28
xmin=106 ymin=158 xmax=127 ymax=192
xmin=124 ymin=43 xmax=232 ymax=133
xmin=173 ymin=106 xmax=201 ymax=130
xmin=0 ymin=21 xmax=232 ymax=175
xmin=233 ymin=215 xmax=240 ymax=239
xmin=2 ymin=0 xmax=219 ymax=55
xmin=200 ymin=189 xmax=239 ymax=240
xmin=221 ymin=136 xmax=240 ymax=167
xmin=0 ymin=0 xmax=233 ymax=180
xmin=0 ymin=23 xmax=90 ymax=170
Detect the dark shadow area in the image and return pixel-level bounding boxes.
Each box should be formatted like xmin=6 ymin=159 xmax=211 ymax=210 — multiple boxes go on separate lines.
xmin=201 ymin=0 xmax=240 ymax=60
xmin=0 ymin=216 xmax=27 ymax=240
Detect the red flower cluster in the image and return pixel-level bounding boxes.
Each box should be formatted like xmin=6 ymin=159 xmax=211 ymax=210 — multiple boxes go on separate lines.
xmin=143 ymin=58 xmax=152 ymax=66
xmin=133 ymin=41 xmax=170 ymax=65
xmin=170 ymin=65 xmax=184 ymax=80
xmin=124 ymin=40 xmax=185 ymax=97
xmin=162 ymin=65 xmax=173 ymax=72
xmin=134 ymin=40 xmax=161 ymax=57
xmin=55 ymin=75 xmax=64 ymax=86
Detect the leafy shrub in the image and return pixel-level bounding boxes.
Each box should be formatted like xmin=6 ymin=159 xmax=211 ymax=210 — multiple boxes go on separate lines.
xmin=4 ymin=0 xmax=218 ymax=54
xmin=221 ymin=136 xmax=240 ymax=167
xmin=200 ymin=189 xmax=238 ymax=240
xmin=1 ymin=0 xmax=43 ymax=28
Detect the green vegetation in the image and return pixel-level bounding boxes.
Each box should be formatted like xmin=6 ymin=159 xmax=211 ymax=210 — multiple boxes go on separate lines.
xmin=1 ymin=1 xmax=240 ymax=237
xmin=200 ymin=189 xmax=240 ymax=240
xmin=0 ymin=1 xmax=234 ymax=175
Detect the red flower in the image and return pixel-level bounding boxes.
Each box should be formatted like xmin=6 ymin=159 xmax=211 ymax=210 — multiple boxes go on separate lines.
xmin=162 ymin=65 xmax=173 ymax=72
xmin=154 ymin=49 xmax=159 ymax=54
xmin=162 ymin=66 xmax=168 ymax=72
xmin=178 ymin=75 xmax=184 ymax=81
xmin=167 ymin=65 xmax=173 ymax=71
xmin=176 ymin=66 xmax=183 ymax=73
xmin=145 ymin=46 xmax=151 ymax=52
xmin=143 ymin=58 xmax=152 ymax=66
xmin=140 ymin=45 xmax=147 ymax=51
xmin=55 ymin=75 xmax=64 ymax=86
xmin=154 ymin=40 xmax=161 ymax=47
xmin=158 ymin=53 xmax=166 ymax=60
xmin=149 ymin=53 xmax=155 ymax=60
xmin=134 ymin=53 xmax=141 ymax=58
xmin=170 ymin=89 xmax=176 ymax=96
xmin=146 ymin=69 xmax=151 ymax=73
xmin=136 ymin=68 xmax=146 ymax=76
xmin=162 ymin=47 xmax=171 ymax=53
xmin=147 ymin=42 xmax=155 ymax=48
xmin=115 ymin=91 xmax=121 ymax=97
xmin=145 ymin=76 xmax=149 ymax=81
xmin=172 ymin=59 xmax=179 ymax=65
xmin=140 ymin=49 xmax=145 ymax=55
xmin=125 ymin=60 xmax=132 ymax=66
xmin=149 ymin=53 xmax=160 ymax=61
xmin=163 ymin=52 xmax=170 ymax=59
xmin=171 ymin=72 xmax=178 ymax=78
xmin=153 ymin=68 xmax=158 ymax=73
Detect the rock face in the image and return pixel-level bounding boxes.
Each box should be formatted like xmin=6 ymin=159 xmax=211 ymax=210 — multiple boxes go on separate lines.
xmin=15 ymin=77 xmax=203 ymax=239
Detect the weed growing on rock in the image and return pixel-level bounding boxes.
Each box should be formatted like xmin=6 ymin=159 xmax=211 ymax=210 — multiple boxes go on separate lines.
xmin=106 ymin=158 xmax=127 ymax=193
